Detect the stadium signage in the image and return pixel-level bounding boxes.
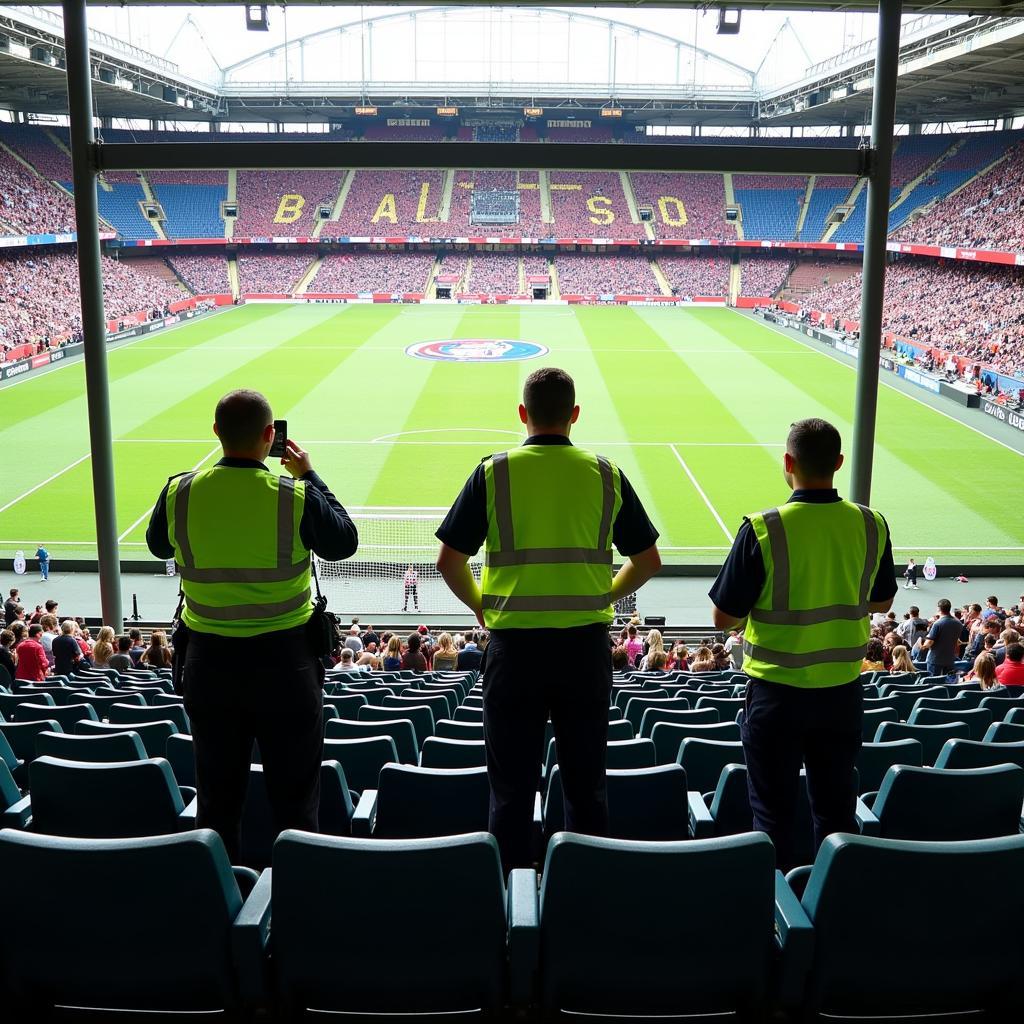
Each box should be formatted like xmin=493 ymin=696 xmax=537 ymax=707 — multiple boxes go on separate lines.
xmin=31 ymin=354 xmax=49 ymax=369
xmin=406 ymin=339 xmax=549 ymax=363
xmin=982 ymin=402 xmax=1024 ymax=433
xmin=548 ymin=120 xmax=591 ymax=128
xmin=354 ymin=106 xmax=378 ymax=116
xmin=899 ymin=366 xmax=942 ymax=395
xmin=523 ymin=107 xmax=544 ymax=117
xmin=600 ymin=108 xmax=624 ymax=118
xmin=436 ymin=106 xmax=459 ymax=116
xmin=2 ymin=360 xmax=30 ymax=379
xmin=387 ymin=118 xmax=430 ymax=127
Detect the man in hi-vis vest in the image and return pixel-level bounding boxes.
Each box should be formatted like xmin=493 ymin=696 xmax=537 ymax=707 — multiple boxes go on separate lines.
xmin=710 ymin=418 xmax=897 ymax=871
xmin=436 ymin=367 xmax=662 ymax=872
xmin=146 ymin=389 xmax=357 ymax=860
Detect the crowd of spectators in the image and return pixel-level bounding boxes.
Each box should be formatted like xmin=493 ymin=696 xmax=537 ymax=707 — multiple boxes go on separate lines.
xmin=739 ymin=256 xmax=792 ymax=297
xmin=802 ymin=258 xmax=1024 ymax=378
xmin=308 ymin=251 xmax=434 ymax=294
xmin=436 ymin=253 xmax=468 ymax=288
xmin=236 ymin=252 xmax=313 ymax=294
xmin=0 ymin=148 xmax=78 ymax=237
xmin=328 ymin=621 xmax=488 ymax=674
xmin=167 ymin=253 xmax=231 ymax=295
xmin=657 ymin=254 xmax=730 ymax=297
xmin=363 ymin=126 xmax=448 ymax=143
xmin=466 ymin=252 xmax=520 ymax=293
xmin=332 ymin=170 xmax=446 ymax=236
xmin=554 ymin=253 xmax=660 ymax=295
xmin=0 ymin=124 xmax=74 ymax=182
xmin=523 ymin=254 xmax=550 ymax=282
xmin=894 ymin=142 xmax=1024 ymax=253
xmin=235 ymin=171 xmax=342 ymax=237
xmin=0 ymin=250 xmax=183 ymax=353
xmin=543 ymin=172 xmax=632 ymax=237
xmin=629 ymin=172 xmax=734 ymax=239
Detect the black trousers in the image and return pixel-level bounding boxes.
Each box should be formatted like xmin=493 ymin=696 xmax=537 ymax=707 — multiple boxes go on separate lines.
xmin=183 ymin=625 xmax=324 ymax=863
xmin=741 ymin=678 xmax=862 ymax=873
xmin=483 ymin=624 xmax=611 ymax=872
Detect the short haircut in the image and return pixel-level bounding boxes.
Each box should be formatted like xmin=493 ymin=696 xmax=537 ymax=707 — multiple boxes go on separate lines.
xmin=28 ymin=624 xmax=42 ymax=638
xmin=1007 ymin=642 xmax=1023 ymax=663
xmin=971 ymin=604 xmax=982 ymax=614
xmin=786 ymin=418 xmax=842 ymax=478
xmin=8 ymin=588 xmax=17 ymax=598
xmin=130 ymin=628 xmax=142 ymax=641
xmin=61 ymin=620 xmax=75 ymax=634
xmin=44 ymin=600 xmax=58 ymax=612
xmin=988 ymin=596 xmax=1000 ymax=606
xmin=215 ymin=389 xmax=273 ymax=450
xmin=909 ymin=606 xmax=919 ymax=616
xmin=938 ymin=599 xmax=952 ymax=614
xmin=407 ymin=633 xmax=421 ymax=652
xmin=117 ymin=635 xmax=131 ymax=652
xmin=522 ymin=367 xmax=575 ymax=428
xmin=40 ymin=614 xmax=57 ymax=630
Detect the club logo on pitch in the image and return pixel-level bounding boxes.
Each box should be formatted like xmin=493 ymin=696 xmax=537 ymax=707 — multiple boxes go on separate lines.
xmin=406 ymin=339 xmax=549 ymax=362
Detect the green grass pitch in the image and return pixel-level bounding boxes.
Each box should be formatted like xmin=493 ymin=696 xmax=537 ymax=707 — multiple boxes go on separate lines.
xmin=1 ymin=301 xmax=1021 ymax=567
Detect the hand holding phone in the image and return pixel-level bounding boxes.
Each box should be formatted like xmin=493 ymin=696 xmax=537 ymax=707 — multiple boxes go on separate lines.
xmin=268 ymin=419 xmax=287 ymax=458
xmin=280 ymin=438 xmax=313 ymax=479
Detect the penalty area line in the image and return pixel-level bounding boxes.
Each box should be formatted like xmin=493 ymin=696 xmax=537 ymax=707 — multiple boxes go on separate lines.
xmin=668 ymin=444 xmax=735 ymax=545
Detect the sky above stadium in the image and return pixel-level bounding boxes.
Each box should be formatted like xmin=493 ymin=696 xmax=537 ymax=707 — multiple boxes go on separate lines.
xmin=77 ymin=4 xmax=897 ymax=90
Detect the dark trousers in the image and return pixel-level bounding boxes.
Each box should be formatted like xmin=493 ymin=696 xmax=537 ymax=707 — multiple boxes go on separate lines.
xmin=183 ymin=626 xmax=324 ymax=862
xmin=483 ymin=624 xmax=611 ymax=872
xmin=741 ymin=678 xmax=862 ymax=872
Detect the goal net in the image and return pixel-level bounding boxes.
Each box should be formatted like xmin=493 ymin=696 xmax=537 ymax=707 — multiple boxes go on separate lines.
xmin=315 ymin=507 xmax=483 ymax=617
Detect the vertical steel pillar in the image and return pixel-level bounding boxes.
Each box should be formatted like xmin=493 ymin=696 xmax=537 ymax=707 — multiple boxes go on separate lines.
xmin=62 ymin=0 xmax=122 ymax=627
xmin=850 ymin=0 xmax=902 ymax=504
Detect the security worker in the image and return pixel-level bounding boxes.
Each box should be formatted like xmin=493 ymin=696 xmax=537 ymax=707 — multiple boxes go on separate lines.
xmin=146 ymin=389 xmax=357 ymax=860
xmin=710 ymin=417 xmax=897 ymax=871
xmin=436 ymin=367 xmax=662 ymax=872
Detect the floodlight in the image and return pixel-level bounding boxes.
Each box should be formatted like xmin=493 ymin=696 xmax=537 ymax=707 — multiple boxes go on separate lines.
xmin=717 ymin=9 xmax=741 ymax=34
xmin=245 ymin=5 xmax=269 ymax=31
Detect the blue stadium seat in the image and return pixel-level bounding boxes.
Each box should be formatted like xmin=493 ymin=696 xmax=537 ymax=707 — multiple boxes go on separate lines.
xmin=326 ymin=717 xmax=417 ymax=764
xmin=11 ymin=701 xmax=97 ymax=730
xmin=359 ymin=701 xmax=434 ymax=745
xmin=322 ymin=735 xmax=397 ymax=794
xmin=651 ymin=720 xmax=741 ymax=764
xmin=874 ymin=720 xmax=971 ymax=765
xmin=35 ymin=728 xmax=147 ymax=764
xmin=935 ymin=737 xmax=1024 ymax=771
xmin=908 ymin=705 xmax=992 ymax=741
xmin=677 ymin=737 xmax=745 ymax=794
xmin=854 ymin=738 xmax=923 ymax=793
xmin=75 ymin=718 xmax=178 ymax=757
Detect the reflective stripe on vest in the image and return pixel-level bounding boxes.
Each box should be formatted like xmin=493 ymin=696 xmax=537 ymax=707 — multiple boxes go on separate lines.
xmin=742 ymin=500 xmax=885 ymax=687
xmin=480 ymin=446 xmax=620 ymax=628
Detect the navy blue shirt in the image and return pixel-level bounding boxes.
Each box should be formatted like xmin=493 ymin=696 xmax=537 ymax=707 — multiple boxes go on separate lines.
xmin=709 ymin=489 xmax=898 ymax=620
xmin=146 ymin=457 xmax=358 ymax=563
xmin=436 ymin=435 xmax=659 ymax=558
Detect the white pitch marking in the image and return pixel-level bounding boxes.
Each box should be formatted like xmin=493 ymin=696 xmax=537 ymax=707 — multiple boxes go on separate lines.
xmin=116 ymin=444 xmax=221 ymax=542
xmin=0 ymin=453 xmax=91 ymax=516
xmin=370 ymin=427 xmax=525 ymax=443
xmin=112 ymin=438 xmax=787 ymax=448
xmin=668 ymin=444 xmax=735 ymax=544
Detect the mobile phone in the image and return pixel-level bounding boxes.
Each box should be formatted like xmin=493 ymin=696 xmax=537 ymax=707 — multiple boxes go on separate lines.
xmin=269 ymin=419 xmax=287 ymax=458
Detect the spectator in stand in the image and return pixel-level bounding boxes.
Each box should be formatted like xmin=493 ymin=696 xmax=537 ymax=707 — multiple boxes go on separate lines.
xmin=129 ymin=628 xmax=146 ymax=666
xmin=624 ymin=625 xmax=643 ymax=668
xmin=52 ymin=620 xmax=82 ymax=676
xmin=968 ymin=651 xmax=1000 ymax=689
xmin=382 ymin=635 xmax=403 ymax=672
xmin=4 ymin=588 xmax=19 ymax=626
xmin=108 ymin=635 xmax=134 ymax=673
xmin=142 ymin=629 xmax=173 ymax=669
xmin=630 ymin=172 xmax=734 ymax=239
xmin=861 ymin=637 xmax=887 ymax=673
xmin=982 ymin=595 xmax=1005 ymax=623
xmin=401 ymin=632 xmax=428 ymax=672
xmin=310 ymin=252 xmax=434 ymax=295
xmin=667 ymin=643 xmax=689 ymax=671
xmin=919 ymin=598 xmax=961 ymax=677
xmin=890 ymin=645 xmax=916 ymax=674
xmin=335 ymin=648 xmax=363 ymax=673
xmin=995 ymin=642 xmax=1024 ymax=687
xmin=611 ymin=646 xmax=629 ymax=672
xmin=38 ymin=614 xmax=58 ymax=667
xmin=657 ymin=255 xmax=730 ymax=298
xmin=432 ymin=632 xmax=459 ymax=671
xmin=0 ymin=629 xmax=15 ymax=680
xmin=690 ymin=646 xmax=716 ymax=672
xmin=343 ymin=627 xmax=363 ymax=655
xmin=14 ymin=623 xmax=48 ymax=681
xmin=638 ymin=630 xmax=664 ymax=671
xmin=740 ymin=257 xmax=792 ymax=298
xmin=457 ymin=631 xmax=484 ymax=671
xmin=91 ymin=626 xmax=116 ymax=668
xmin=236 ymin=252 xmax=312 ymax=295
xmin=168 ymin=254 xmax=230 ymax=295
xmin=554 ymin=253 xmax=660 ymax=296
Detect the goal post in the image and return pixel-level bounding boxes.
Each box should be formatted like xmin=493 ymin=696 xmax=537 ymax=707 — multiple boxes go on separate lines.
xmin=315 ymin=507 xmax=482 ymax=616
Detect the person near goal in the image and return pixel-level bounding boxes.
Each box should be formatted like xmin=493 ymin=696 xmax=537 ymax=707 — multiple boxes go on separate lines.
xmin=145 ymin=389 xmax=358 ymax=861
xmin=402 ymin=565 xmax=420 ymax=611
xmin=435 ymin=366 xmax=662 ymax=873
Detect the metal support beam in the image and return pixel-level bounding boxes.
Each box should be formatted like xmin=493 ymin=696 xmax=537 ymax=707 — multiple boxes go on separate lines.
xmin=96 ymin=139 xmax=867 ymax=176
xmin=63 ymin=0 xmax=122 ymax=628
xmin=850 ymin=0 xmax=902 ymax=505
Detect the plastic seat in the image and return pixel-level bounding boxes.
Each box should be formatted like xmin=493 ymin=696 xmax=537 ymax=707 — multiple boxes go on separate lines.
xmin=605 ymin=738 xmax=657 ymax=769
xmin=420 ymin=737 xmax=487 ymax=769
xmin=544 ymin=764 xmax=689 ymax=840
xmin=11 ymin=701 xmax=98 ymax=731
xmin=935 ymin=738 xmax=1024 ymax=772
xmin=453 ymin=705 xmax=484 ymax=722
xmin=271 ymin=830 xmax=507 ymax=1015
xmin=638 ymin=706 xmax=718 ymax=739
xmin=677 ymin=738 xmax=745 ymax=794
xmin=323 ymin=693 xmax=368 ymax=719
xmin=28 ymin=756 xmax=196 ymax=838
xmin=987 ymin=721 xmax=1024 ymax=742
xmin=151 ymin=692 xmax=185 ymax=707
xmin=606 ymin=719 xmax=634 ymax=741
xmin=623 ymin=696 xmax=687 ymax=734
xmin=239 ymin=761 xmax=353 ymax=869
xmin=0 ymin=756 xmax=29 ymax=828
xmin=75 ymin=718 xmax=177 ymax=757
xmin=0 ymin=718 xmax=62 ymax=761
xmin=0 ymin=829 xmax=260 ymax=1015
xmin=80 ymin=691 xmax=146 ymax=717
xmin=403 ymin=687 xmax=460 ymax=717
xmin=356 ymin=764 xmax=490 ymax=839
xmin=855 ymin=739 xmax=923 ymax=793
xmin=435 ymin=718 xmax=483 ymax=741
xmin=322 ymin=736 xmax=397 ymax=793
xmin=35 ymin=729 xmax=147 ymax=764
xmin=165 ymin=732 xmax=197 ymax=788
xmin=1005 ymin=707 xmax=1024 ymax=726
xmin=326 ymin=717 xmax=417 ymax=765
xmin=861 ymin=707 xmax=899 ymax=741
xmin=539 ymin=831 xmax=775 ymax=1017
xmin=360 ymin=702 xmax=434 ymax=746
xmin=651 ymin=721 xmax=741 ymax=765
xmin=109 ymin=701 xmax=190 ymax=734
xmin=980 ymin=695 xmax=1024 ymax=721
xmin=874 ymin=720 xmax=970 ymax=765
xmin=908 ymin=706 xmax=993 ymax=742
xmin=695 ymin=696 xmax=745 ymax=720
xmin=383 ymin=692 xmax=451 ymax=724
xmin=857 ymin=764 xmax=1024 ymax=841
xmin=0 ymin=691 xmax=56 ymax=720
xmin=792 ymin=832 xmax=1024 ymax=1019
xmin=336 ymin=685 xmax=392 ymax=706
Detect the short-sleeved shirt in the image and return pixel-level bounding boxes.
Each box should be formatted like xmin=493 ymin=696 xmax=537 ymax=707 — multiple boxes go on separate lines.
xmin=709 ymin=489 xmax=898 ymax=620
xmin=436 ymin=435 xmax=659 ymax=560
xmin=926 ymin=615 xmax=962 ymax=673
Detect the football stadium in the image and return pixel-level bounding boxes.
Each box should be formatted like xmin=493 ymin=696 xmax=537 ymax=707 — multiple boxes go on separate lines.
xmin=3 ymin=0 xmax=1024 ymax=1018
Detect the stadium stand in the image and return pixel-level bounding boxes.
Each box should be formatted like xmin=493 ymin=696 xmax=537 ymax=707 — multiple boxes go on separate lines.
xmin=547 ymin=172 xmax=632 ymax=237
xmin=739 ymin=255 xmax=792 ymax=297
xmin=657 ymin=254 xmax=730 ymax=297
xmin=331 ymin=170 xmax=446 ymax=236
xmin=236 ymin=251 xmax=313 ymax=294
xmin=630 ymin=172 xmax=734 ymax=239
xmin=0 ymin=146 xmax=77 ymax=237
xmin=734 ymin=174 xmax=805 ymax=241
xmin=149 ymin=171 xmax=227 ymax=239
xmin=465 ymin=252 xmax=521 ymax=294
xmin=800 ymin=176 xmax=855 ymax=241
xmin=167 ymin=253 xmax=231 ymax=295
xmin=235 ymin=171 xmax=341 ymax=237
xmin=309 ymin=251 xmax=434 ymax=294
xmin=93 ymin=180 xmax=159 ymax=239
xmin=554 ymin=252 xmax=660 ymax=295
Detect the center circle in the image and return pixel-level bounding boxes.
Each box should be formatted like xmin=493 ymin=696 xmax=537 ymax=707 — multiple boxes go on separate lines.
xmin=405 ymin=339 xmax=549 ymax=363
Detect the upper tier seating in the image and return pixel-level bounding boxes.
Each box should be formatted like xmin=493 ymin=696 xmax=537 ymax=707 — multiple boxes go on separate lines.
xmin=332 ymin=170 xmax=446 ymax=236
xmin=734 ymin=174 xmax=806 ymax=241
xmin=235 ymin=171 xmax=341 ymax=237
